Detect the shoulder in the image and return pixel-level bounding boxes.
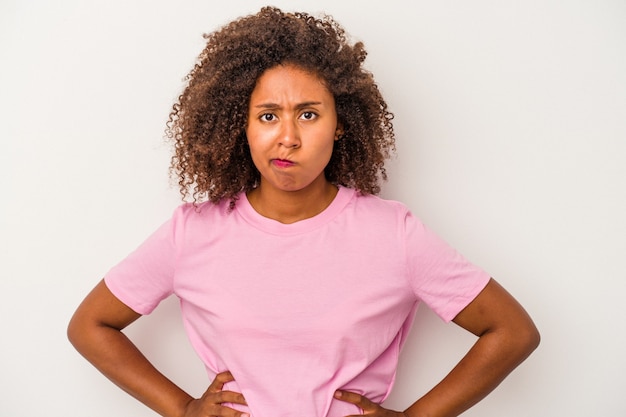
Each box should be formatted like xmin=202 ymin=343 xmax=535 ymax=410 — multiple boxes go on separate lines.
xmin=173 ymin=198 xmax=234 ymax=220
xmin=167 ymin=197 xmax=238 ymax=235
xmin=339 ymin=190 xmax=416 ymax=236
xmin=349 ymin=191 xmax=411 ymax=219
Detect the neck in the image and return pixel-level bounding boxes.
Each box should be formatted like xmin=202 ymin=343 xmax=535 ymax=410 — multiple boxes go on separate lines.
xmin=247 ymin=179 xmax=338 ymax=224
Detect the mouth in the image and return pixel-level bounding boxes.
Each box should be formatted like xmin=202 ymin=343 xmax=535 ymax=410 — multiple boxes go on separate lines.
xmin=271 ymin=158 xmax=295 ymax=168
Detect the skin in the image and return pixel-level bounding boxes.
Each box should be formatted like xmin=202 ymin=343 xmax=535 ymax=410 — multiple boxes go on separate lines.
xmin=245 ymin=64 xmax=342 ymax=224
xmin=67 ymin=64 xmax=539 ymax=417
xmin=334 ymin=279 xmax=540 ymax=417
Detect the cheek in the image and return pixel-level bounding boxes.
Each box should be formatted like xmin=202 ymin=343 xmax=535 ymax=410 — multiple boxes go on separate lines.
xmin=245 ymin=129 xmax=272 ymax=169
xmin=312 ymin=140 xmax=336 ymax=169
xmin=322 ymin=135 xmax=337 ymax=155
xmin=245 ymin=128 xmax=262 ymax=154
xmin=246 ymin=125 xmax=273 ymax=149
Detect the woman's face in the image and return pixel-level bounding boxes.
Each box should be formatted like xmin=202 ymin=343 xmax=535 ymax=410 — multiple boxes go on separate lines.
xmin=246 ymin=64 xmax=340 ymax=194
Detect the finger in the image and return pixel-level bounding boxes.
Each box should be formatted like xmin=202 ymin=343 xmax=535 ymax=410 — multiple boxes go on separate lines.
xmin=183 ymin=395 xmax=248 ymax=417
xmin=193 ymin=392 xmax=249 ymax=417
xmin=334 ymin=390 xmax=376 ymax=411
xmin=209 ymin=404 xmax=250 ymax=417
xmin=211 ymin=390 xmax=248 ymax=406
xmin=206 ymin=370 xmax=236 ymax=393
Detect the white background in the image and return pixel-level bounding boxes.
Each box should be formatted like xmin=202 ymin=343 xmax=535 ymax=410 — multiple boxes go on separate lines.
xmin=1 ymin=1 xmax=625 ymax=416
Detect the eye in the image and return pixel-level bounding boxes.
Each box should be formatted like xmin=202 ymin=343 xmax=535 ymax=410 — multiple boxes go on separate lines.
xmin=300 ymin=111 xmax=317 ymax=120
xmin=260 ymin=113 xmax=276 ymax=122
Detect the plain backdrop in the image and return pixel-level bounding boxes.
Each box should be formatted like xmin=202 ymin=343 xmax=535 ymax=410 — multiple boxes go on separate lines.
xmin=1 ymin=0 xmax=625 ymax=416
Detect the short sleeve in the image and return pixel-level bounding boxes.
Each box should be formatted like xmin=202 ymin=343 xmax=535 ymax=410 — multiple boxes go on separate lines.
xmin=104 ymin=208 xmax=181 ymax=315
xmin=404 ymin=211 xmax=491 ymax=322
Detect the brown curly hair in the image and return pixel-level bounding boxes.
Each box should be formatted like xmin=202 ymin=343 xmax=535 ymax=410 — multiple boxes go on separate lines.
xmin=166 ymin=6 xmax=395 ymax=203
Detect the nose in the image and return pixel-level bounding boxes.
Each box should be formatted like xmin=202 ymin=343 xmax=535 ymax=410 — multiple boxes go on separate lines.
xmin=279 ymin=118 xmax=301 ymax=148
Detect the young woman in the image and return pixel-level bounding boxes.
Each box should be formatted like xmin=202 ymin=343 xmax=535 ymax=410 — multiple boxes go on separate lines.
xmin=68 ymin=7 xmax=539 ymax=417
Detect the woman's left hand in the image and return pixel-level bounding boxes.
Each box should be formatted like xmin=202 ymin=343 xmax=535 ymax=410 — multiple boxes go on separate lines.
xmin=334 ymin=390 xmax=407 ymax=417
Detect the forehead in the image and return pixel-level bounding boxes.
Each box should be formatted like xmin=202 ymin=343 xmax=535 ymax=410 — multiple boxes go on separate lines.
xmin=250 ymin=64 xmax=332 ymax=101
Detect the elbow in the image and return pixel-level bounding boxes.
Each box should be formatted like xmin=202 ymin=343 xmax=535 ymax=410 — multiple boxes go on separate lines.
xmin=67 ymin=309 xmax=94 ymax=353
xmin=527 ymin=323 xmax=541 ymax=353
xmin=66 ymin=312 xmax=83 ymax=350
xmin=516 ymin=319 xmax=541 ymax=360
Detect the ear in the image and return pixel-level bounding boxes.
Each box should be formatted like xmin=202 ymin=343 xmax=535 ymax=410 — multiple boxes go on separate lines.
xmin=335 ymin=123 xmax=345 ymax=141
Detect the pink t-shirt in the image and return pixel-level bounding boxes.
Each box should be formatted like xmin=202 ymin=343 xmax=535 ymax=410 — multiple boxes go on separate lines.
xmin=105 ymin=186 xmax=490 ymax=417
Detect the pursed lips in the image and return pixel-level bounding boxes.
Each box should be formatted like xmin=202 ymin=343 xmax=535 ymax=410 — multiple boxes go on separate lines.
xmin=271 ymin=158 xmax=295 ymax=168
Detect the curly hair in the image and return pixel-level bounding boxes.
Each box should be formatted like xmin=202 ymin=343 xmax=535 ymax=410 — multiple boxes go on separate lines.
xmin=166 ymin=6 xmax=395 ymax=204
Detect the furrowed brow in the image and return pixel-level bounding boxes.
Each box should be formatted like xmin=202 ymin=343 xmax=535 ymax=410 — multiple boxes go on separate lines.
xmin=254 ymin=103 xmax=280 ymax=109
xmin=253 ymin=101 xmax=323 ymax=110
xmin=295 ymin=101 xmax=323 ymax=110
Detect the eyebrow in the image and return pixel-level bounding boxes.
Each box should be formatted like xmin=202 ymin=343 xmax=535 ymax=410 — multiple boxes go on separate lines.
xmin=253 ymin=101 xmax=323 ymax=110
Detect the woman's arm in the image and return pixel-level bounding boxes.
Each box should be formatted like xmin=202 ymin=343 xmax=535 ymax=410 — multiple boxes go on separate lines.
xmin=67 ymin=279 xmax=247 ymax=417
xmin=403 ymin=278 xmax=540 ymax=417
xmin=336 ymin=278 xmax=540 ymax=417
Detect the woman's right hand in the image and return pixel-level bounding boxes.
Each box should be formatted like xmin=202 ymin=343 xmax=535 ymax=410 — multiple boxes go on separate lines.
xmin=182 ymin=371 xmax=249 ymax=417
